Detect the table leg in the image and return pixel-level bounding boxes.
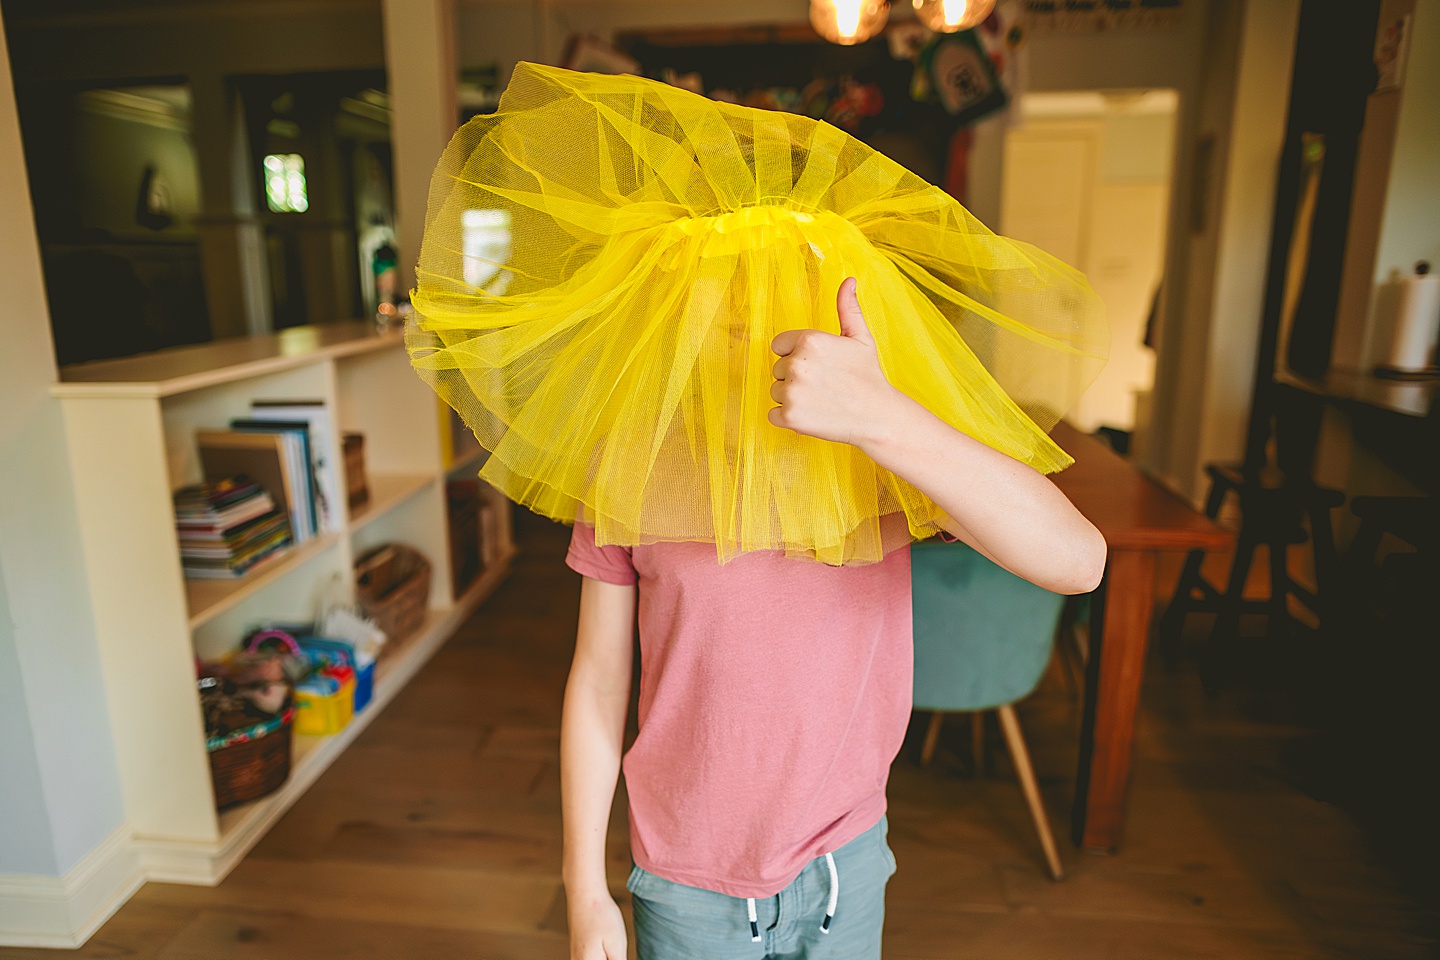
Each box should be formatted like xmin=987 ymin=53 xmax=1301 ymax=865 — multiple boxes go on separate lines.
xmin=1072 ymin=549 xmax=1157 ymax=852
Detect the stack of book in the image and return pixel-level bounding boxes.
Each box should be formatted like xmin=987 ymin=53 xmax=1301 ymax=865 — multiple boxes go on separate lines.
xmin=175 ymin=477 xmax=293 ymax=579
xmin=191 ymin=399 xmax=340 ymax=547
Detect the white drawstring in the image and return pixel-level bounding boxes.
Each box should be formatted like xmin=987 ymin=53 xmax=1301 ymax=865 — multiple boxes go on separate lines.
xmin=820 ymin=851 xmax=839 ymax=933
xmin=742 ymin=850 xmax=840 ymax=941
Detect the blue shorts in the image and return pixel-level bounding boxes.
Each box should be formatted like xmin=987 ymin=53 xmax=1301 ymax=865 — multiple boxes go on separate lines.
xmin=628 ymin=816 xmax=896 ymax=960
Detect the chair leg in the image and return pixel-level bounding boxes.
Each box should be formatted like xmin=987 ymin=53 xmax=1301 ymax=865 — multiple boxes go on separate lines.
xmin=1203 ymin=533 xmax=1259 ymax=693
xmin=1267 ymin=541 xmax=1291 ymax=640
xmin=971 ymin=712 xmax=987 ymax=774
xmin=920 ymin=712 xmax=944 ymax=767
xmin=1306 ymin=503 xmax=1339 ymax=623
xmin=996 ymin=704 xmax=1064 ymax=881
xmin=1158 ymin=548 xmax=1206 ymax=656
xmin=1212 ymin=533 xmax=1258 ymax=643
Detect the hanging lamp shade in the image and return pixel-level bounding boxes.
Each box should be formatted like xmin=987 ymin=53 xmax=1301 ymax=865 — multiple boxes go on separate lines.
xmin=406 ymin=63 xmax=1107 ymax=565
xmin=810 ymin=0 xmax=891 ymax=45
xmin=913 ymin=0 xmax=994 ymax=32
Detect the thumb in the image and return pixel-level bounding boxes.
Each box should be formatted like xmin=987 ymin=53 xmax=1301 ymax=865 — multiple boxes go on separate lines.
xmin=836 ymin=277 xmax=873 ymax=344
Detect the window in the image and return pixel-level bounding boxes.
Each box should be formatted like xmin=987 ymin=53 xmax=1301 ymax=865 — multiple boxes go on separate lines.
xmin=262 ymin=153 xmax=308 ymax=213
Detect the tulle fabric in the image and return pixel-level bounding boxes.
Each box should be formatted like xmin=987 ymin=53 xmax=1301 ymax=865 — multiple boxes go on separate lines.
xmin=408 ymin=62 xmax=1107 ymax=565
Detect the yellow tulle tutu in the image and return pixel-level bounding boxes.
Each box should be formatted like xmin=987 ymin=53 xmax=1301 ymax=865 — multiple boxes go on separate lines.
xmin=408 ymin=62 xmax=1107 ymax=565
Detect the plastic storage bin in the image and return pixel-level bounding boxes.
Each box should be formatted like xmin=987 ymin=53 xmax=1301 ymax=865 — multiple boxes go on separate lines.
xmin=297 ymin=635 xmax=375 ymax=712
xmin=293 ymin=666 xmax=355 ymax=736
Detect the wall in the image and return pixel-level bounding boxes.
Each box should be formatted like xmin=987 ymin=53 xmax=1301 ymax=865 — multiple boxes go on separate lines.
xmin=1187 ymin=0 xmax=1303 ymax=493
xmin=1135 ymin=0 xmax=1303 ymax=501
xmin=2 ymin=0 xmax=385 ymax=83
xmin=1331 ymin=0 xmax=1417 ymax=369
xmin=0 ymin=10 xmax=127 ymax=881
xmin=458 ymin=0 xmax=811 ymax=71
xmin=71 ymin=91 xmax=202 ymax=240
xmin=1373 ymin=0 xmax=1440 ymax=284
xmin=1362 ymin=0 xmax=1440 ymax=366
xmin=0 ymin=580 xmax=58 ymax=876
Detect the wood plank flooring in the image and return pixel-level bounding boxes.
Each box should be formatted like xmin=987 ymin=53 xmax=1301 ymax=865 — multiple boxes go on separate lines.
xmin=4 ymin=511 xmax=1434 ymax=959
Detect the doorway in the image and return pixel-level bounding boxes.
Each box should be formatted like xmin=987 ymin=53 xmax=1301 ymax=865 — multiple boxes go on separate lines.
xmin=1000 ymin=89 xmax=1179 ymax=437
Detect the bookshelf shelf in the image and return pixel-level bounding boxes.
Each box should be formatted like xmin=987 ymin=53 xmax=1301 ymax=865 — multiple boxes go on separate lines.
xmin=53 ymin=324 xmax=515 ymax=889
xmin=447 ymin=444 xmax=489 ymax=477
xmin=348 ymin=472 xmax=437 ymax=533
xmin=185 ymin=532 xmax=342 ymax=629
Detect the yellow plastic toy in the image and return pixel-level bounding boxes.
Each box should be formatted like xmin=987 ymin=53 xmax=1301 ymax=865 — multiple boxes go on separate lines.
xmin=408 ymin=62 xmax=1107 ymax=565
xmin=292 ymin=673 xmax=355 ymax=737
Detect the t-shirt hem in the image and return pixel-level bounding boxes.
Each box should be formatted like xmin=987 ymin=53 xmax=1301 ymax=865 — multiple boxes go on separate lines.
xmin=631 ymin=799 xmax=888 ymax=899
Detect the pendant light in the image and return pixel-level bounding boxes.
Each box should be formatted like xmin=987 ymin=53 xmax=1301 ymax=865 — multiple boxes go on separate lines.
xmin=810 ymin=0 xmax=890 ymax=45
xmin=912 ymin=0 xmax=994 ymax=33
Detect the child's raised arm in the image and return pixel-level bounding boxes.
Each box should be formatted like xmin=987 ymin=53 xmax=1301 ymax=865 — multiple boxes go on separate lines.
xmin=770 ymin=278 xmax=1107 ymax=595
xmin=561 ymin=576 xmax=637 ymax=960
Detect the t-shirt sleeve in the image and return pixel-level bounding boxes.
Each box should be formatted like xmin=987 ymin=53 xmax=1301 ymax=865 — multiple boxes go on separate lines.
xmin=566 ymin=522 xmax=638 ymax=585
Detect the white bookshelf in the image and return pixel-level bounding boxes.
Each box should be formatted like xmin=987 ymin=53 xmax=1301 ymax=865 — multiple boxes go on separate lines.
xmin=52 ymin=322 xmax=515 ymax=885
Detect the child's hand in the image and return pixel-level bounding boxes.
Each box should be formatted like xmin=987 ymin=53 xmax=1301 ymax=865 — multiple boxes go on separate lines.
xmin=568 ymin=887 xmax=626 ymax=959
xmin=770 ymin=277 xmax=904 ymax=447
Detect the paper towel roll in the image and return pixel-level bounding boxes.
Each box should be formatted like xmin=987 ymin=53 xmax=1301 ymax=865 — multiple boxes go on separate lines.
xmin=1385 ymin=263 xmax=1440 ymax=373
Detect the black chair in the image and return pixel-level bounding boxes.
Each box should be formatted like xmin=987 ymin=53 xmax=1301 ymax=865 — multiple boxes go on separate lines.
xmin=1158 ymin=405 xmax=1344 ymax=684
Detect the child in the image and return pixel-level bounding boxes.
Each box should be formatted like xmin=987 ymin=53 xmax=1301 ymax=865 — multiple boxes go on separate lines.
xmin=560 ymin=278 xmax=1103 ymax=959
xmin=405 ymin=63 xmax=1108 ymax=960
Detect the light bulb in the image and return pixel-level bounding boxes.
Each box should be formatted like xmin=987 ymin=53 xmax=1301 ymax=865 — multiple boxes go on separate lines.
xmin=810 ymin=0 xmax=890 ymax=45
xmin=912 ymin=0 xmax=994 ymax=32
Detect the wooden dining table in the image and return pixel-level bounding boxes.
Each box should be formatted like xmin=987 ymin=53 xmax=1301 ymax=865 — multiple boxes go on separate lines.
xmin=1048 ymin=422 xmax=1233 ymax=852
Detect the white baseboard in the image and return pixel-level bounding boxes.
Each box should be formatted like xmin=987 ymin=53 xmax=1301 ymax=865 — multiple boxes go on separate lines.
xmin=0 ymin=827 xmax=143 ymax=949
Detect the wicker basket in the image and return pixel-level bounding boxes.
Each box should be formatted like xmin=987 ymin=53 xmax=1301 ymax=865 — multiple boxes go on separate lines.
xmin=355 ymin=543 xmax=431 ymax=651
xmin=207 ymin=708 xmax=294 ymax=809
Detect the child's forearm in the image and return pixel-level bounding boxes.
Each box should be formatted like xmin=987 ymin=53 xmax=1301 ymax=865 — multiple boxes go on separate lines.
xmin=561 ymin=577 xmax=636 ymax=900
xmin=858 ymin=390 xmax=1106 ymax=595
xmin=561 ymin=684 xmax=624 ymax=897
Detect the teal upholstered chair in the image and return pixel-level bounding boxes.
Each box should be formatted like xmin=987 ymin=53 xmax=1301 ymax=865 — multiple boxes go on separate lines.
xmin=912 ymin=538 xmax=1067 ymax=880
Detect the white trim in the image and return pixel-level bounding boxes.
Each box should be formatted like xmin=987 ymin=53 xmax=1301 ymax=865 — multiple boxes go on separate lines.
xmin=0 ymin=827 xmax=143 ymax=949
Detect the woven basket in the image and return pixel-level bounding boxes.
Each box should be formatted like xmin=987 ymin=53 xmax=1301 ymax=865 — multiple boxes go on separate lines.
xmin=207 ymin=708 xmax=293 ymax=809
xmin=355 ymin=543 xmax=431 ymax=651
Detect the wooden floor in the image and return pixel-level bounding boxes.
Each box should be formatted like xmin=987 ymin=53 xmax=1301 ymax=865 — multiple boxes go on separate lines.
xmin=6 ymin=510 xmax=1436 ymax=959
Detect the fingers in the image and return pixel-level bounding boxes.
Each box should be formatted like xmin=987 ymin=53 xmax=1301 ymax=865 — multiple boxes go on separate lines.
xmin=771 ymin=328 xmax=832 ymax=359
xmin=836 ymin=277 xmax=873 ymax=344
xmin=771 ymin=328 xmax=801 ymax=357
xmin=772 ymin=355 xmax=789 ymax=381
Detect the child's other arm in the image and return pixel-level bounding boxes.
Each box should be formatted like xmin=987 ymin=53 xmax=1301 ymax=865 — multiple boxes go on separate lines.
xmin=562 ymin=576 xmax=636 ymax=960
xmin=770 ymin=277 xmax=1106 ymax=595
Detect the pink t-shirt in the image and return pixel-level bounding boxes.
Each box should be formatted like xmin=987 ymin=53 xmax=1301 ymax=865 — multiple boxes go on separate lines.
xmin=567 ymin=521 xmax=914 ymax=898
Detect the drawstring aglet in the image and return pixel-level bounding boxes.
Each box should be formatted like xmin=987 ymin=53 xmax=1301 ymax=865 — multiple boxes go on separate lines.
xmin=820 ymin=851 xmax=839 ymax=934
xmin=747 ymin=897 xmax=761 ymax=943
